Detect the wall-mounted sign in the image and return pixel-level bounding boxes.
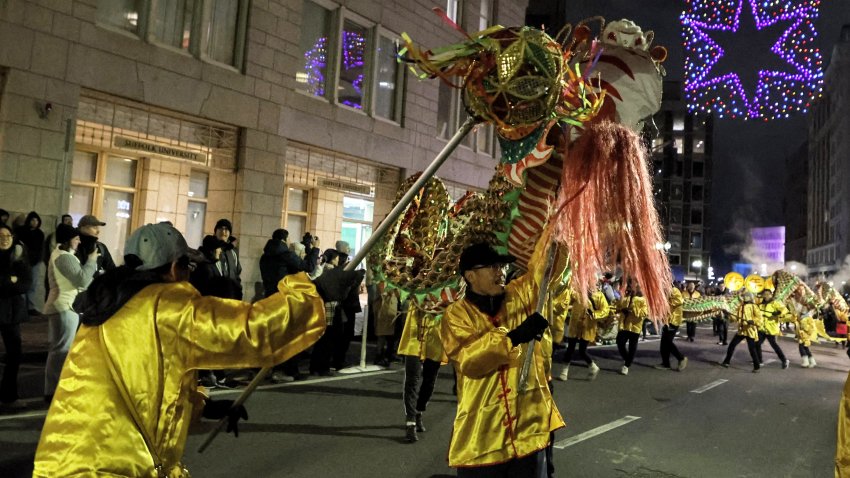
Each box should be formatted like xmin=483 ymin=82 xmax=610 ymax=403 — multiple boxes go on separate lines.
xmin=319 ymin=177 xmax=373 ymax=195
xmin=114 ymin=136 xmax=204 ymax=162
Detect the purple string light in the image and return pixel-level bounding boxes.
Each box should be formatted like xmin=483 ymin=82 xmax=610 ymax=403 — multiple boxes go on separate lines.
xmin=681 ymin=0 xmax=823 ymax=121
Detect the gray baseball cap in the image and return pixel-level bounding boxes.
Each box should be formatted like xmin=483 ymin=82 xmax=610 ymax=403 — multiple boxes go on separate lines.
xmin=124 ymin=223 xmax=189 ymax=271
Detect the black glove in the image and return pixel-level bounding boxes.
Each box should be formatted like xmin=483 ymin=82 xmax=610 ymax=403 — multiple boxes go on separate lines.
xmin=203 ymin=399 xmax=248 ymax=437
xmin=747 ymin=320 xmax=756 ymax=326
xmin=506 ymin=313 xmax=549 ymax=347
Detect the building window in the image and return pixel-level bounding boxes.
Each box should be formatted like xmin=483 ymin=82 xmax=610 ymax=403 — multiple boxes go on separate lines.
xmin=186 ymin=170 xmax=209 ymax=249
xmin=690 ymin=232 xmax=703 ymax=250
xmin=284 ymin=187 xmax=311 ymax=243
xmin=97 ymin=0 xmax=143 ymax=34
xmin=691 ymin=184 xmax=703 ymax=201
xmin=670 ymin=206 xmax=683 ymax=223
xmin=374 ymin=33 xmax=403 ymax=121
xmin=674 ymin=136 xmax=684 ymax=155
xmin=691 ymin=209 xmax=703 ymax=225
xmin=673 ymin=114 xmax=685 ymax=131
xmin=297 ymin=0 xmax=333 ymax=98
xmin=296 ymin=1 xmax=404 ymax=122
xmin=446 ymin=0 xmax=460 ymax=23
xmin=150 ymin=0 xmax=196 ymax=50
xmin=337 ymin=17 xmax=371 ymax=110
xmin=69 ymin=151 xmax=138 ymax=260
xmin=341 ymin=195 xmax=374 ymax=257
xmin=477 ymin=0 xmax=493 ymax=30
xmin=692 ymin=161 xmax=704 ymax=178
xmin=96 ymin=0 xmax=248 ymax=69
xmin=671 ymin=184 xmax=684 ymax=200
xmin=669 ymin=254 xmax=681 ymax=265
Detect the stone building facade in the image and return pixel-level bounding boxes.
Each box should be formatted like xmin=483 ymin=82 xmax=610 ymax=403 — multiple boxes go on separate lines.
xmin=0 ymin=0 xmax=525 ymax=295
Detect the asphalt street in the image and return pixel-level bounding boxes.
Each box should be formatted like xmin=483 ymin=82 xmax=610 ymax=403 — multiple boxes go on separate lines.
xmin=0 ymin=324 xmax=846 ymax=477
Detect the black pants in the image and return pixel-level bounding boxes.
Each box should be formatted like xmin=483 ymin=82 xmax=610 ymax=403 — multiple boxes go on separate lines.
xmin=799 ymin=344 xmax=812 ymax=357
xmin=616 ymin=330 xmax=640 ymax=367
xmin=642 ymin=319 xmax=656 ymax=338
xmin=686 ymin=321 xmax=696 ymax=341
xmin=333 ymin=311 xmax=356 ymax=370
xmin=0 ymin=323 xmax=21 ymax=403
xmin=660 ymin=324 xmax=684 ymax=367
xmin=310 ymin=323 xmax=337 ymax=374
xmin=723 ymin=334 xmax=760 ymax=369
xmin=714 ymin=317 xmax=728 ymax=344
xmin=403 ymin=356 xmax=440 ymax=421
xmin=756 ymin=332 xmax=786 ymax=363
xmin=563 ymin=337 xmax=592 ymax=365
xmin=456 ymin=449 xmax=547 ymax=478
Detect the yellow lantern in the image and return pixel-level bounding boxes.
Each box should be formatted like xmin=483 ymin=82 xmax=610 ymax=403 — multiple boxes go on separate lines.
xmin=745 ymin=274 xmax=765 ymax=294
xmin=724 ymin=272 xmax=744 ymax=291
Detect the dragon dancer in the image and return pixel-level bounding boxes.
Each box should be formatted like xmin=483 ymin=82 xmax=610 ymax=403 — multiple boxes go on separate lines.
xmin=721 ymin=292 xmax=763 ymax=373
xmin=558 ymin=285 xmax=610 ymax=381
xmin=756 ymin=289 xmax=791 ymax=369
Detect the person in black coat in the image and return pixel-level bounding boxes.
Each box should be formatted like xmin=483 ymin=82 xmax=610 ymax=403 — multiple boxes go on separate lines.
xmin=260 ymin=229 xmax=309 ymax=298
xmin=0 ymin=224 xmax=32 ymax=410
xmin=15 ymin=211 xmax=44 ymax=315
xmin=76 ymin=215 xmax=116 ymax=277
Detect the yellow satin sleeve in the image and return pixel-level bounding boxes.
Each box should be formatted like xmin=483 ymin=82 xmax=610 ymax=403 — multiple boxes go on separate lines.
xmin=668 ymin=287 xmax=684 ymax=326
xmin=837 ymin=371 xmax=850 ymax=477
xmin=33 ymin=272 xmax=325 ymax=477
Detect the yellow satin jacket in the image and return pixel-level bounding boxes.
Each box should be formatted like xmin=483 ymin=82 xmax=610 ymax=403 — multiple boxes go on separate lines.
xmin=441 ymin=271 xmax=565 ymax=467
xmin=668 ymin=287 xmax=684 ymax=327
xmin=566 ymin=290 xmax=610 ymax=342
xmin=758 ymin=299 xmax=790 ymax=336
xmin=33 ymin=273 xmax=325 ymax=477
xmin=617 ymin=295 xmax=648 ymax=334
xmin=397 ymin=306 xmax=448 ymax=363
xmin=797 ymin=315 xmax=818 ymax=347
xmin=836 ymin=371 xmax=850 ymax=477
xmin=733 ymin=302 xmax=763 ymax=339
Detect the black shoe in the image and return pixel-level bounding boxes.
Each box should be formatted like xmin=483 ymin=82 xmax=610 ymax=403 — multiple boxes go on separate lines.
xmin=28 ymin=309 xmax=42 ymax=317
xmin=752 ymin=368 xmax=760 ymax=373
xmin=653 ymin=364 xmax=671 ymax=370
xmin=415 ymin=413 xmax=426 ymax=433
xmin=406 ymin=425 xmax=419 ymax=442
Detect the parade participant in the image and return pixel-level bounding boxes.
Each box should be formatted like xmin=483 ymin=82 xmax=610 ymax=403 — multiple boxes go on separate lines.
xmin=442 ymin=241 xmax=564 ymax=476
xmin=616 ymin=283 xmax=648 ymax=375
xmin=713 ymin=284 xmax=730 ymax=345
xmin=796 ymin=308 xmax=818 ymax=368
xmin=655 ymin=284 xmax=688 ymax=371
xmin=683 ymin=281 xmax=701 ymax=341
xmin=721 ymin=292 xmax=763 ymax=372
xmin=756 ymin=289 xmax=791 ymax=369
xmin=557 ymin=285 xmax=610 ymax=381
xmin=32 ymin=223 xmax=356 ymax=477
xmin=835 ymin=344 xmax=850 ymax=476
xmin=397 ymin=306 xmax=446 ymax=443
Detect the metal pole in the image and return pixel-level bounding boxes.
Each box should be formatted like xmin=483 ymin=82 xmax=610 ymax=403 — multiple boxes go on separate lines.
xmin=518 ymin=243 xmax=558 ymax=393
xmin=198 ymin=117 xmax=477 ymax=453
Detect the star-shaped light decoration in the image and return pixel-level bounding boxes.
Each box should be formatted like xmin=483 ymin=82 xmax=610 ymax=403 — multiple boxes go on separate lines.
xmin=681 ymin=0 xmax=823 ymax=121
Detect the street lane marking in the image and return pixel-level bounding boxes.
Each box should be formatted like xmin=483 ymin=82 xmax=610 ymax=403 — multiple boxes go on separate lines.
xmin=691 ymin=379 xmax=728 ymax=394
xmin=553 ymin=415 xmax=641 ymax=449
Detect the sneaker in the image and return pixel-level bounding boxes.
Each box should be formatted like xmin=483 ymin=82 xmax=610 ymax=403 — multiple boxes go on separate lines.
xmin=677 ymin=357 xmax=688 ymax=372
xmin=199 ymin=375 xmax=217 ymax=389
xmin=270 ymin=371 xmax=295 ymax=383
xmin=720 ymin=362 xmax=729 ymax=368
xmin=588 ymin=362 xmax=600 ymax=380
xmin=716 ymin=341 xmax=724 ymax=345
xmin=620 ymin=365 xmax=629 ymax=376
xmin=653 ymin=364 xmax=671 ymax=370
xmin=752 ymin=368 xmax=760 ymax=373
xmin=782 ymin=359 xmax=790 ymax=369
xmin=406 ymin=424 xmax=419 ymax=443
xmin=415 ymin=413 xmax=426 ymax=433
xmin=557 ymin=366 xmax=569 ymax=381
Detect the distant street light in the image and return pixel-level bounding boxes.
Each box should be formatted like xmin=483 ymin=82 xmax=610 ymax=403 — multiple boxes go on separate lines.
xmin=692 ymin=259 xmax=703 ymax=269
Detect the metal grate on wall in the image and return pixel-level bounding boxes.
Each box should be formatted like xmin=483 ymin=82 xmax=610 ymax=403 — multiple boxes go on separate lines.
xmin=284 ymin=142 xmax=400 ymax=200
xmin=75 ymin=92 xmax=239 ymax=170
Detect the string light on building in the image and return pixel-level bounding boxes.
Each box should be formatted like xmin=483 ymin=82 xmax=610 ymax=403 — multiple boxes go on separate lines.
xmin=681 ymin=0 xmax=823 ymax=120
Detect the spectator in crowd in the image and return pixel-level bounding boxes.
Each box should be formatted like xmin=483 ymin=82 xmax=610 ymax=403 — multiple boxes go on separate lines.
xmin=214 ymin=219 xmax=242 ymax=300
xmin=43 ymin=224 xmax=98 ymax=403
xmin=0 ymin=209 xmax=9 ymax=226
xmin=309 ymin=249 xmax=341 ymax=376
xmin=0 ymin=224 xmax=31 ymax=411
xmin=302 ymin=233 xmax=321 ymax=273
xmin=76 ymin=215 xmax=115 ymax=277
xmin=261 ymin=229 xmax=311 ymax=382
xmin=333 ymin=250 xmax=361 ymax=371
xmin=32 ymin=222 xmax=341 ymax=477
xmin=15 ymin=211 xmax=45 ymax=315
xmin=335 ymin=240 xmax=351 ymax=257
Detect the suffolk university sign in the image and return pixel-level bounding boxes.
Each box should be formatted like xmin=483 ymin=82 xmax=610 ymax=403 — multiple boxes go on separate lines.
xmin=114 ymin=136 xmax=204 ymax=163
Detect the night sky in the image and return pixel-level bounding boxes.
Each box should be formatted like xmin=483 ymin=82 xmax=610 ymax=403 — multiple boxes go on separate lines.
xmin=552 ymin=0 xmax=850 ymax=270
